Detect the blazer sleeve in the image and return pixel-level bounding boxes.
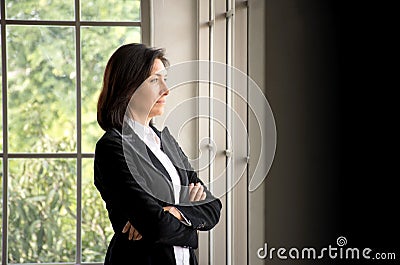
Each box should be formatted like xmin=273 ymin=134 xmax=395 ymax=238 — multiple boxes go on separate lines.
xmin=94 ymin=132 xmax=198 ymax=248
xmin=167 ymin=131 xmax=223 ymax=231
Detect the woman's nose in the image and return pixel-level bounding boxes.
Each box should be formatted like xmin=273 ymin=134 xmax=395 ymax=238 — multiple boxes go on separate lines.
xmin=161 ymin=80 xmax=169 ymax=95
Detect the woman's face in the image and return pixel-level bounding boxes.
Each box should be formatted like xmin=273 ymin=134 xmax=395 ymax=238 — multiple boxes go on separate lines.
xmin=128 ymin=58 xmax=169 ymax=124
xmin=147 ymin=59 xmax=169 ymax=118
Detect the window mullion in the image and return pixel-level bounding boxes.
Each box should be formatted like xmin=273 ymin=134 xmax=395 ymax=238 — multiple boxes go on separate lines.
xmin=75 ymin=0 xmax=82 ymax=264
xmin=1 ymin=0 xmax=9 ymax=263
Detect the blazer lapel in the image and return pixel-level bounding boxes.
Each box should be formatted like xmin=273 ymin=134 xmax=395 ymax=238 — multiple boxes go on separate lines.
xmin=121 ymin=125 xmax=156 ymax=171
xmin=120 ymin=125 xmax=175 ymax=203
xmin=151 ymin=125 xmax=189 ymax=187
xmin=153 ymin=126 xmax=191 ymax=203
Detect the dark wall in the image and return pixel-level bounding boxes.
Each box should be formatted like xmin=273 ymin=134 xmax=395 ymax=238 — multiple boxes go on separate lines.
xmin=264 ymin=1 xmax=398 ymax=264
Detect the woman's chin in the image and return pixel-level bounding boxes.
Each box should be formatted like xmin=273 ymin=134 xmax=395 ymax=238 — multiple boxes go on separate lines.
xmin=149 ymin=108 xmax=164 ymax=118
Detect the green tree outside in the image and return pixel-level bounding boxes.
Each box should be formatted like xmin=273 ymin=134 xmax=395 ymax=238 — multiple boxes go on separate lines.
xmin=3 ymin=0 xmax=141 ymax=263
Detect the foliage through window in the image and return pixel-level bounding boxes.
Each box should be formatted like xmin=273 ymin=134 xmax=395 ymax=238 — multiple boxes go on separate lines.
xmin=1 ymin=0 xmax=143 ymax=264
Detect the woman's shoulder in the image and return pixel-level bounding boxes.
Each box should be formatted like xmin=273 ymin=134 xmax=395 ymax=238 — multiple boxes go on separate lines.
xmin=95 ymin=128 xmax=123 ymax=151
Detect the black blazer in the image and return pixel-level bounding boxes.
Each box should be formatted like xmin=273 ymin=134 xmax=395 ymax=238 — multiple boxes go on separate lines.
xmin=94 ymin=123 xmax=222 ymax=265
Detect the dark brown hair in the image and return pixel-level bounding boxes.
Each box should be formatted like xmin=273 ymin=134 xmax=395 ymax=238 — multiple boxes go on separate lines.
xmin=97 ymin=43 xmax=168 ymax=131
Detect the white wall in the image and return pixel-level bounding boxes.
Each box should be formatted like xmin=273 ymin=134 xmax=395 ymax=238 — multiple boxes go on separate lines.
xmin=248 ymin=1 xmax=267 ymax=265
xmin=152 ymin=0 xmax=199 ymax=160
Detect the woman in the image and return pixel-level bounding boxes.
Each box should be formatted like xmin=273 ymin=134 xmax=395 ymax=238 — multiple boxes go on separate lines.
xmin=94 ymin=43 xmax=222 ymax=265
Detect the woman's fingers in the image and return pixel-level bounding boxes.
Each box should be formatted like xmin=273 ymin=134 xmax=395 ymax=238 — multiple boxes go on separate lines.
xmin=200 ymin=191 xmax=206 ymax=200
xmin=129 ymin=225 xmax=135 ymax=240
xmin=122 ymin=221 xmax=131 ymax=233
xmin=189 ymin=183 xmax=199 ymax=201
xmin=194 ymin=184 xmax=204 ymax=201
xmin=129 ymin=226 xmax=142 ymax=240
xmin=189 ymin=182 xmax=206 ymax=202
xmin=167 ymin=206 xmax=183 ymax=221
xmin=122 ymin=221 xmax=142 ymax=240
xmin=188 ymin=183 xmax=195 ymax=201
xmin=163 ymin=206 xmax=173 ymax=211
xmin=132 ymin=226 xmax=140 ymax=240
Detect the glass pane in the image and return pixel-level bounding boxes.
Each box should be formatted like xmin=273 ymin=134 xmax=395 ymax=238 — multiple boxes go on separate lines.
xmin=82 ymin=158 xmax=113 ymax=262
xmin=0 ymin=27 xmax=2 ymax=151
xmin=81 ymin=26 xmax=140 ymax=153
xmin=0 ymin=160 xmax=2 ymax=264
xmin=8 ymin=159 xmax=76 ymax=263
xmin=6 ymin=0 xmax=74 ymax=20
xmin=81 ymin=0 xmax=140 ymax=21
xmin=7 ymin=26 xmax=76 ymax=153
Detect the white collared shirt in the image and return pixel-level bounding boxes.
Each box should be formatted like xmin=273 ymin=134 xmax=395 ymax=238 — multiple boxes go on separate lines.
xmin=128 ymin=119 xmax=190 ymax=265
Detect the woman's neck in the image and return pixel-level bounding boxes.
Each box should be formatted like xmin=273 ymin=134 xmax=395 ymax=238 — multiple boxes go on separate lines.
xmin=130 ymin=113 xmax=151 ymax=127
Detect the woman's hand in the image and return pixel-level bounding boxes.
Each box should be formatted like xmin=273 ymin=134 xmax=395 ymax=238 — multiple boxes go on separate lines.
xmin=163 ymin=206 xmax=183 ymax=221
xmin=189 ymin=182 xmax=206 ymax=202
xmin=122 ymin=221 xmax=142 ymax=240
xmin=123 ymin=183 xmax=207 ymax=237
xmin=122 ymin=205 xmax=186 ymax=239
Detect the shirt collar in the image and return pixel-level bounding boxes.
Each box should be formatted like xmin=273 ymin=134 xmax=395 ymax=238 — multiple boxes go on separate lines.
xmin=126 ymin=118 xmax=160 ymax=147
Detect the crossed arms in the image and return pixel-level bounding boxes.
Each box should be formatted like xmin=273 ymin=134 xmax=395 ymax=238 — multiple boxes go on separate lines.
xmin=94 ymin=131 xmax=222 ymax=248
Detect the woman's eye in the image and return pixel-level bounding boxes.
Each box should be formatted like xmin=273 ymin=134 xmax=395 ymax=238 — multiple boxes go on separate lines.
xmin=150 ymin=78 xmax=158 ymax=83
xmin=164 ymin=78 xmax=168 ymax=82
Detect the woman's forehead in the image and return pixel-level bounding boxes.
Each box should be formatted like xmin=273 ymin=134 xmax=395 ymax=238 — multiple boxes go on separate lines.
xmin=151 ymin=59 xmax=166 ymax=74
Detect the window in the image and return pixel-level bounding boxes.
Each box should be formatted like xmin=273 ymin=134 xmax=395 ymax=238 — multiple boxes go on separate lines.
xmin=1 ymin=0 xmax=147 ymax=264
